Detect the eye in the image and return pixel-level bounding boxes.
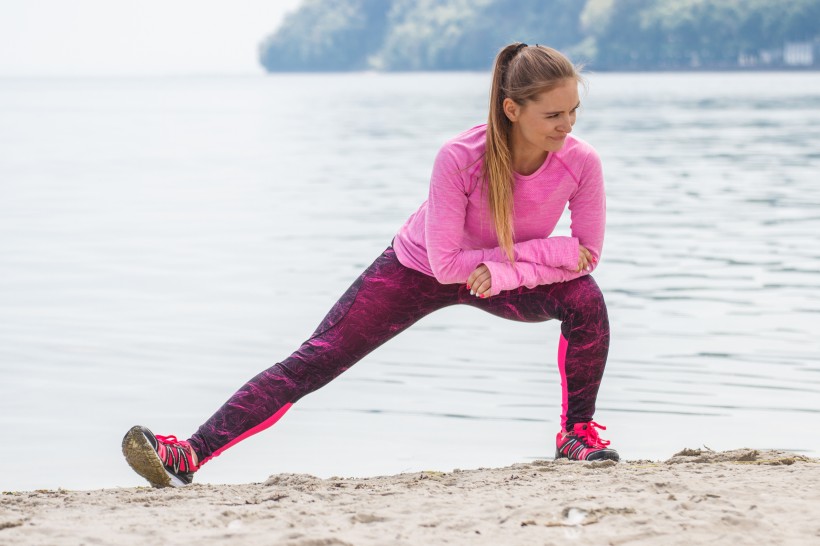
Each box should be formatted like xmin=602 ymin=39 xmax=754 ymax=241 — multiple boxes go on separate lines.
xmin=546 ymin=107 xmax=580 ymax=119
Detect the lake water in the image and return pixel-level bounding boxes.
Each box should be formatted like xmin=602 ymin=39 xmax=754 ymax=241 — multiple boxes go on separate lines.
xmin=1 ymin=72 xmax=819 ymax=491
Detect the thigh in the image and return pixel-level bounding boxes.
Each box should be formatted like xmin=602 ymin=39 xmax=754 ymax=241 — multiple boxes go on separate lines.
xmin=307 ymin=246 xmax=460 ymax=356
xmin=462 ymin=275 xmax=605 ymax=325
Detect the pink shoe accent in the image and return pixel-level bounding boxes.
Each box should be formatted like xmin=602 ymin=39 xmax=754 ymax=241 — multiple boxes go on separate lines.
xmin=555 ymin=422 xmax=615 ymax=461
xmin=557 ymin=334 xmax=569 ymax=431
xmin=197 ymin=402 xmax=293 ymax=466
xmin=571 ymin=421 xmax=610 ymax=448
xmin=154 ymin=434 xmax=199 ymax=472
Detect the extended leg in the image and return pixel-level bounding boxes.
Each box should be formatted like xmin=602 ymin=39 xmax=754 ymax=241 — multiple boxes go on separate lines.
xmin=186 ymin=248 xmax=459 ymax=464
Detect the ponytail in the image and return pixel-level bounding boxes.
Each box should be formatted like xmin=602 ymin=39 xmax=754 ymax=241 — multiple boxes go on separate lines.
xmin=484 ymin=43 xmax=525 ymax=263
xmin=483 ymin=43 xmax=581 ymax=263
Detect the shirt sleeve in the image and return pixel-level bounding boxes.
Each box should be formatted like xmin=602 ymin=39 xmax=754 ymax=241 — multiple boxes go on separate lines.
xmin=425 ymin=144 xmax=605 ymax=293
xmin=567 ymin=146 xmax=606 ymax=263
xmin=479 ymin=236 xmax=579 ymax=269
xmin=424 ymin=146 xmax=489 ymax=284
xmin=425 ymin=146 xmax=578 ymax=285
xmin=481 ymin=261 xmax=584 ymax=291
xmin=477 ymin=148 xmax=607 ymax=296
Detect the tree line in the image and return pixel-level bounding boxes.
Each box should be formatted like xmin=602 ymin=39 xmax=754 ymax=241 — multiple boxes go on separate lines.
xmin=258 ymin=0 xmax=820 ymax=71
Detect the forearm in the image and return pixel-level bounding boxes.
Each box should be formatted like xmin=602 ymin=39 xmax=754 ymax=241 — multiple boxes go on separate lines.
xmin=480 ymin=236 xmax=580 ymax=269
xmin=428 ymin=236 xmax=581 ymax=285
xmin=482 ymin=260 xmax=593 ymax=296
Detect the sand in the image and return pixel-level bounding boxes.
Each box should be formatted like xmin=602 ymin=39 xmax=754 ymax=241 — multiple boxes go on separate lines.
xmin=2 ymin=448 xmax=818 ymax=545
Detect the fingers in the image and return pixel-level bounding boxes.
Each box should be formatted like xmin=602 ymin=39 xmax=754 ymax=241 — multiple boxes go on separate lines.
xmin=473 ymin=275 xmax=491 ymax=297
xmin=467 ymin=268 xmax=479 ymax=288
xmin=466 ymin=265 xmax=492 ymax=298
xmin=577 ymin=245 xmax=598 ymax=273
xmin=576 ymin=253 xmax=589 ymax=273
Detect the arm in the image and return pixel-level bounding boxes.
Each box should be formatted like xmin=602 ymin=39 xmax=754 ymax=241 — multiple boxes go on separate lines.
xmin=565 ymin=147 xmax=606 ymax=264
xmin=478 ymin=149 xmax=607 ymax=296
xmin=425 ymin=147 xmax=581 ymax=285
xmin=480 ymin=260 xmax=588 ymax=293
xmin=480 ymin=236 xmax=579 ymax=269
xmin=424 ymin=147 xmax=489 ymax=284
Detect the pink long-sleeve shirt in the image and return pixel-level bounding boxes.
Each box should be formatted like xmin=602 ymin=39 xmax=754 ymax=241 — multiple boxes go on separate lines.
xmin=392 ymin=124 xmax=605 ymax=297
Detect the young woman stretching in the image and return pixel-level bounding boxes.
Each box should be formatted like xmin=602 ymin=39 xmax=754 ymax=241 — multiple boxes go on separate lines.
xmin=123 ymin=43 xmax=618 ymax=488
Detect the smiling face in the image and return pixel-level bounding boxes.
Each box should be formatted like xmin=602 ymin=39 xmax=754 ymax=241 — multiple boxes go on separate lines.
xmin=503 ymin=78 xmax=580 ymax=162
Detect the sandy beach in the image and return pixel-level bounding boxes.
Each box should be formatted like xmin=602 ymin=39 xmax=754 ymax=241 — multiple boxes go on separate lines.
xmin=2 ymin=448 xmax=818 ymax=545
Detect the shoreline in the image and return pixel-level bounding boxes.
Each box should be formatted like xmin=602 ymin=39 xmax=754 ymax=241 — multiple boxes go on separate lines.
xmin=2 ymin=448 xmax=818 ymax=545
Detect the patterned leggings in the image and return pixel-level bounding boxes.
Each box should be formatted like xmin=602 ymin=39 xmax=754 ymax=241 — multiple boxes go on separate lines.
xmin=186 ymin=246 xmax=610 ymax=464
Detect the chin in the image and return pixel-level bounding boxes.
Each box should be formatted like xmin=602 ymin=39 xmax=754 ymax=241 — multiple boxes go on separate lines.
xmin=546 ymin=140 xmax=566 ymax=152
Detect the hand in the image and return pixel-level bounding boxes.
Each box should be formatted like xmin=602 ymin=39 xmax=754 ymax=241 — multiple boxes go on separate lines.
xmin=466 ymin=264 xmax=492 ymax=298
xmin=577 ymin=245 xmax=597 ymax=273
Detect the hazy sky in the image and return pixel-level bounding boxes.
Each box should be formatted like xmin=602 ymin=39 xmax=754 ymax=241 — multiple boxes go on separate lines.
xmin=0 ymin=0 xmax=304 ymax=76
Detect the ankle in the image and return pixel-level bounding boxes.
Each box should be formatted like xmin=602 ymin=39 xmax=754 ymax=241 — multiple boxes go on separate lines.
xmin=189 ymin=446 xmax=200 ymax=468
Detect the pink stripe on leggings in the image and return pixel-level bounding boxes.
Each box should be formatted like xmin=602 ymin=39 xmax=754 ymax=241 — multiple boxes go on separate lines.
xmin=187 ymin=248 xmax=609 ymax=463
xmin=557 ymin=334 xmax=569 ymax=431
xmin=198 ymin=403 xmax=293 ymax=466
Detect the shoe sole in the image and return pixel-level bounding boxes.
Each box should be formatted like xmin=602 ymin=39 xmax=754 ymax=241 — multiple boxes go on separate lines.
xmin=122 ymin=426 xmax=177 ymax=488
xmin=555 ymin=448 xmax=620 ymax=462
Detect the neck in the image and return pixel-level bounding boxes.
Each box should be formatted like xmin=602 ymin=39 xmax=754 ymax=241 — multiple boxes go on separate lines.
xmin=509 ymin=130 xmax=547 ymax=176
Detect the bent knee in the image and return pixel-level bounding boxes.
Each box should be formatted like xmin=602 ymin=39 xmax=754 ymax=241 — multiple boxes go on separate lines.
xmin=563 ymin=276 xmax=608 ymax=317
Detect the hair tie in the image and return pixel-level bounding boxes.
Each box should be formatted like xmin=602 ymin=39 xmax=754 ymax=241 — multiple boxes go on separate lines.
xmin=502 ymin=43 xmax=528 ymax=85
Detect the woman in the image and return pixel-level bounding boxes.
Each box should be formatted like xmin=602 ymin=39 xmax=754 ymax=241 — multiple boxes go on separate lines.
xmin=122 ymin=43 xmax=618 ymax=488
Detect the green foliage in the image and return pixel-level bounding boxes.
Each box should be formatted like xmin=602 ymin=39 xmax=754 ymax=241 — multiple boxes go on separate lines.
xmin=375 ymin=0 xmax=585 ymax=70
xmin=585 ymin=0 xmax=820 ymax=68
xmin=257 ymin=0 xmax=820 ymax=71
xmin=259 ymin=0 xmax=391 ymax=71
xmin=375 ymin=0 xmax=493 ymax=70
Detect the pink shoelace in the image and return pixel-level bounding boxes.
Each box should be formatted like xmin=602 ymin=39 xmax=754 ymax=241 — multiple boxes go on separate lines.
xmin=155 ymin=434 xmax=198 ymax=470
xmin=574 ymin=421 xmax=611 ymax=449
xmin=155 ymin=434 xmax=186 ymax=446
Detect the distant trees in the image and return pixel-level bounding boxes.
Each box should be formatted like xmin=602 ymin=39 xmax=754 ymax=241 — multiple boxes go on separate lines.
xmin=258 ymin=0 xmax=820 ymax=71
xmin=585 ymin=0 xmax=820 ymax=69
xmin=259 ymin=0 xmax=391 ymax=71
xmin=375 ymin=0 xmax=586 ymax=70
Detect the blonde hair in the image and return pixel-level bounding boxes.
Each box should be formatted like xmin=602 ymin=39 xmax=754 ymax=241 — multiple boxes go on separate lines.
xmin=484 ymin=43 xmax=582 ymax=262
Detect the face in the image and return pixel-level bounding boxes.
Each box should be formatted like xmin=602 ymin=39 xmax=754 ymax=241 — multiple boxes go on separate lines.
xmin=503 ymin=78 xmax=580 ymax=155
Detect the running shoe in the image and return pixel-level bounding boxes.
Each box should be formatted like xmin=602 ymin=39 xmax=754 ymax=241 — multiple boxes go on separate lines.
xmin=122 ymin=425 xmax=199 ymax=487
xmin=555 ymin=421 xmax=620 ymax=462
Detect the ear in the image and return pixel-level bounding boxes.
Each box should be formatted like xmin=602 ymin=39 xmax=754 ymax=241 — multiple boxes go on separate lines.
xmin=502 ymin=97 xmax=520 ymax=123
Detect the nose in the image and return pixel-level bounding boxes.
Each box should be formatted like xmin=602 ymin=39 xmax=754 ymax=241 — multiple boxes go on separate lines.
xmin=558 ymin=113 xmax=573 ymax=134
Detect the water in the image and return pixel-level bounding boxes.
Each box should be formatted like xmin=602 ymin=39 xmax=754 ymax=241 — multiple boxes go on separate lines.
xmin=1 ymin=72 xmax=818 ymax=491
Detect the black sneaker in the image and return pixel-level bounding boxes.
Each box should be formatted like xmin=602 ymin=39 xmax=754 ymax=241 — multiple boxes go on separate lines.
xmin=122 ymin=425 xmax=199 ymax=487
xmin=555 ymin=421 xmax=620 ymax=462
